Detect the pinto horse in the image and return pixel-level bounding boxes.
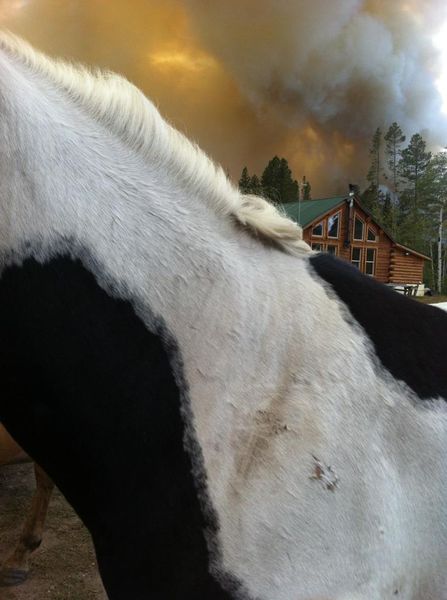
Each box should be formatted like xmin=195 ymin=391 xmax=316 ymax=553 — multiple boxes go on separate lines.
xmin=0 ymin=425 xmax=54 ymax=586
xmin=0 ymin=33 xmax=447 ymax=600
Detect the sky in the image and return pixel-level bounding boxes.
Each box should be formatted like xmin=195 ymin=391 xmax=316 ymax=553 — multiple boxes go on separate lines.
xmin=1 ymin=0 xmax=447 ymax=197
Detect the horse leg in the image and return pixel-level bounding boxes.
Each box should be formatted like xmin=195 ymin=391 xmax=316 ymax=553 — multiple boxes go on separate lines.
xmin=0 ymin=424 xmax=28 ymax=465
xmin=0 ymin=463 xmax=54 ymax=586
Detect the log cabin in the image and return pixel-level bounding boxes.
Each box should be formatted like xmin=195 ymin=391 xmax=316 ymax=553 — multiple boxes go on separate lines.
xmin=282 ymin=194 xmax=430 ymax=294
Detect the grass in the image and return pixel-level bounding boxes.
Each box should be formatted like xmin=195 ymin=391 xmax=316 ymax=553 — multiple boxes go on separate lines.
xmin=415 ymin=295 xmax=447 ymax=304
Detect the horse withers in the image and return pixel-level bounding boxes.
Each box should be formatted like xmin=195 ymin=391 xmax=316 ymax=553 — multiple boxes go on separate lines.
xmin=0 ymin=33 xmax=446 ymax=600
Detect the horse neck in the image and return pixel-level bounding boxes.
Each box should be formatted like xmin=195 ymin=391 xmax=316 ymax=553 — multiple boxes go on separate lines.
xmin=0 ymin=49 xmax=318 ymax=455
xmin=0 ymin=56 xmax=254 ymax=599
xmin=0 ymin=50 xmax=243 ymax=322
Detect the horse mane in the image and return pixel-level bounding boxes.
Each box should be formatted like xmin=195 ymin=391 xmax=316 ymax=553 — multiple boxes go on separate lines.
xmin=0 ymin=32 xmax=310 ymax=257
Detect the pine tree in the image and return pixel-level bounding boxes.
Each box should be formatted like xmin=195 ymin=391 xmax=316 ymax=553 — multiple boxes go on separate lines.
xmin=363 ymin=128 xmax=383 ymax=217
xmin=249 ymin=174 xmax=263 ymax=196
xmin=381 ymin=192 xmax=394 ymax=233
xmin=278 ymin=158 xmax=299 ymax=203
xmin=398 ymin=133 xmax=431 ymax=211
xmin=368 ymin=128 xmax=382 ymax=192
xmin=261 ymin=156 xmax=281 ymax=203
xmin=238 ymin=166 xmax=251 ymax=193
xmin=261 ymin=156 xmax=298 ymax=204
xmin=384 ymin=122 xmax=406 ymax=197
xmin=419 ymin=151 xmax=447 ymax=292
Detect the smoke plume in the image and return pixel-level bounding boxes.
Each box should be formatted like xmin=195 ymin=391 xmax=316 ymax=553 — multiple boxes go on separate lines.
xmin=186 ymin=1 xmax=446 ymax=135
xmin=2 ymin=0 xmax=447 ymax=195
xmin=184 ymin=0 xmax=447 ymax=190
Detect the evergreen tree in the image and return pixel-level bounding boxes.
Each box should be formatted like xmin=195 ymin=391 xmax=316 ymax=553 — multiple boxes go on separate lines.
xmin=381 ymin=192 xmax=395 ymax=233
xmin=261 ymin=156 xmax=282 ymax=203
xmin=384 ymin=122 xmax=406 ymax=196
xmin=419 ymin=151 xmax=447 ymax=292
xmin=278 ymin=158 xmax=299 ymax=203
xmin=397 ymin=133 xmax=431 ymax=249
xmin=238 ymin=166 xmax=251 ymax=193
xmin=359 ymin=187 xmax=378 ymax=217
xmin=261 ymin=156 xmax=298 ymax=204
xmin=368 ymin=127 xmax=382 ymax=193
xmin=249 ymin=174 xmax=263 ymax=197
xmin=363 ymin=127 xmax=383 ymax=217
xmin=398 ymin=133 xmax=431 ymax=211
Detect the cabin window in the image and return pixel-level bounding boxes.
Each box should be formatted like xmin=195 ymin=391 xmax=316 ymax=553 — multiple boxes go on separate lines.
xmin=311 ymin=243 xmax=323 ymax=251
xmin=326 ymin=244 xmax=338 ymax=255
xmin=312 ymin=222 xmax=323 ymax=237
xmin=351 ymin=247 xmax=362 ymax=269
xmin=365 ymin=248 xmax=376 ymax=275
xmin=367 ymin=227 xmax=377 ymax=242
xmin=353 ymin=216 xmax=364 ymax=241
xmin=327 ymin=212 xmax=340 ymax=238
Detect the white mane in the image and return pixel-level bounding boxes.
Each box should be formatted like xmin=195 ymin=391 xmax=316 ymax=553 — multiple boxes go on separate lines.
xmin=0 ymin=32 xmax=310 ymax=257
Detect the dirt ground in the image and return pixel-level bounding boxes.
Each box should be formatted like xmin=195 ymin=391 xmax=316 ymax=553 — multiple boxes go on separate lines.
xmin=0 ymin=464 xmax=107 ymax=600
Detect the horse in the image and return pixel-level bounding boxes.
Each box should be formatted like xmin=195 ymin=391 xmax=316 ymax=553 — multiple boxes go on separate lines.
xmin=0 ymin=32 xmax=446 ymax=600
xmin=0 ymin=425 xmax=54 ymax=586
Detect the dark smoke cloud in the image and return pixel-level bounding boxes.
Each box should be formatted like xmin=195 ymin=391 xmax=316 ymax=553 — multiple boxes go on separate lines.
xmin=184 ymin=0 xmax=447 ymax=191
xmin=185 ymin=0 xmax=447 ymax=137
xmin=2 ymin=1 xmax=447 ymax=195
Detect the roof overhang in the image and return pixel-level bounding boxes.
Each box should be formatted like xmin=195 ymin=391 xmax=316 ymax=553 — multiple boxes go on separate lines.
xmin=393 ymin=243 xmax=431 ymax=261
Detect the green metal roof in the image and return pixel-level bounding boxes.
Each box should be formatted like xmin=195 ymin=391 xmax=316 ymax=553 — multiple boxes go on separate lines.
xmin=281 ymin=196 xmax=346 ymax=227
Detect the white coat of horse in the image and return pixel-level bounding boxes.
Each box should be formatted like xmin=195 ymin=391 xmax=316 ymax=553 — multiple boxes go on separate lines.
xmin=0 ymin=33 xmax=446 ymax=600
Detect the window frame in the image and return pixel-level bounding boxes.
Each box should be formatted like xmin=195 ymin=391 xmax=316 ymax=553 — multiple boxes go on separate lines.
xmin=326 ymin=244 xmax=338 ymax=256
xmin=353 ymin=215 xmax=365 ymax=241
xmin=311 ymin=242 xmax=323 ymax=251
xmin=327 ymin=211 xmax=341 ymax=239
xmin=311 ymin=221 xmax=324 ymax=238
xmin=351 ymin=246 xmax=362 ymax=269
xmin=367 ymin=226 xmax=377 ymax=242
xmin=365 ymin=248 xmax=376 ymax=275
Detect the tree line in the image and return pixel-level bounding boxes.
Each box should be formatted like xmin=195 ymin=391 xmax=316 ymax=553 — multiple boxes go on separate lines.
xmin=361 ymin=123 xmax=447 ymax=294
xmin=238 ymin=156 xmax=311 ymax=204
xmin=238 ymin=128 xmax=446 ymax=293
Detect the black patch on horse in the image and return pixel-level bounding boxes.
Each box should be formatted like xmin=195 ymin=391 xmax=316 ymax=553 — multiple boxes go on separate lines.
xmin=310 ymin=253 xmax=447 ymax=400
xmin=0 ymin=255 xmax=245 ymax=600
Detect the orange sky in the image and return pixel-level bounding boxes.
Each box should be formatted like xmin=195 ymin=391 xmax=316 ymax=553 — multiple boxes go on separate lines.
xmin=1 ymin=0 xmax=446 ymax=197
